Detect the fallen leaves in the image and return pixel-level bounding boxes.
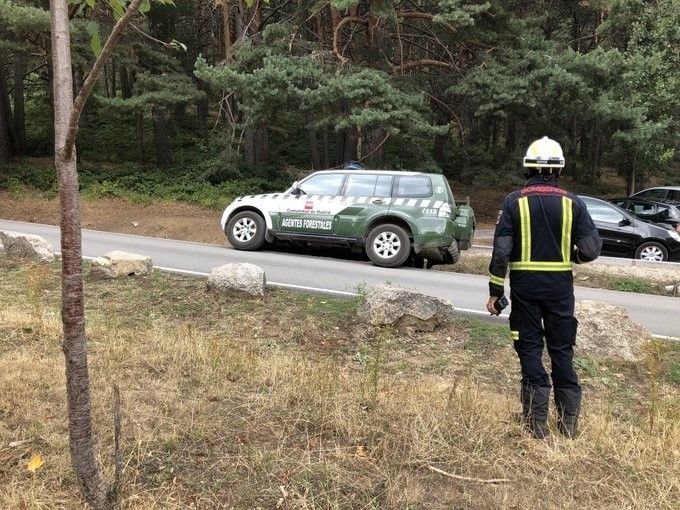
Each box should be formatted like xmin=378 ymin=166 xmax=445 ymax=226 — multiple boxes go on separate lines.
xmin=26 ymin=453 xmax=44 ymax=473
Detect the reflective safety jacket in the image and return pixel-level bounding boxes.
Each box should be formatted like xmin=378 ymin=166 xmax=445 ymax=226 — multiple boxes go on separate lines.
xmin=488 ymin=177 xmax=602 ymax=298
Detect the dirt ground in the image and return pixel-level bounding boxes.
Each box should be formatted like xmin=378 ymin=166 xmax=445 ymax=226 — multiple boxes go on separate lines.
xmin=0 ymin=192 xmax=227 ymax=244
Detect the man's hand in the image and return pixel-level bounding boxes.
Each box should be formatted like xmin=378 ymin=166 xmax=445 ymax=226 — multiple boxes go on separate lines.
xmin=486 ymin=296 xmax=499 ymax=315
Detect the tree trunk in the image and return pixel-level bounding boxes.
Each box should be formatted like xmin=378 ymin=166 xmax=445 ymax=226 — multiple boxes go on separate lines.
xmin=307 ymin=113 xmax=321 ymax=169
xmin=110 ymin=61 xmax=117 ymax=98
xmin=244 ymin=126 xmax=268 ymax=166
xmin=221 ymin=0 xmax=231 ymax=58
xmin=119 ymin=66 xmax=132 ymax=99
xmin=343 ymin=128 xmax=357 ymax=162
xmin=152 ymin=105 xmax=172 ymax=167
xmin=322 ymin=129 xmax=330 ymax=168
xmin=50 ymin=1 xmax=111 ymax=509
xmin=0 ymin=64 xmax=17 ymax=156
xmin=13 ymin=55 xmax=26 ymax=154
xmin=137 ymin=109 xmax=144 ymax=165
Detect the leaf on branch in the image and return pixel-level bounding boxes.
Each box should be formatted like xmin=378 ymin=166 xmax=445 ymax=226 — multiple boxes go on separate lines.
xmin=170 ymin=39 xmax=188 ymax=52
xmin=86 ymin=21 xmax=102 ymax=56
xmin=26 ymin=453 xmax=44 ymax=473
xmin=85 ymin=0 xmax=96 ymax=8
xmin=139 ymin=0 xmax=150 ymax=13
xmin=108 ymin=0 xmax=124 ymax=19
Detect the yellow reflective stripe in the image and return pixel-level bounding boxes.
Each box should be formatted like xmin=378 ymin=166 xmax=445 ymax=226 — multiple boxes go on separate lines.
xmin=489 ymin=273 xmax=505 ymax=286
xmin=561 ymin=197 xmax=573 ymax=264
xmin=510 ymin=330 xmax=519 ymax=341
xmin=509 ymin=261 xmax=573 ymax=271
xmin=518 ymin=197 xmax=531 ymax=262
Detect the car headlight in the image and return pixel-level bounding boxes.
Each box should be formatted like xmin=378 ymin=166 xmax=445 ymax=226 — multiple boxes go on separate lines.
xmin=668 ymin=230 xmax=680 ymax=242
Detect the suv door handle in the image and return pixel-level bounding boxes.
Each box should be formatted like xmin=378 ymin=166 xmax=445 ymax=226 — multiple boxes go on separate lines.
xmin=372 ymin=199 xmax=384 ymax=204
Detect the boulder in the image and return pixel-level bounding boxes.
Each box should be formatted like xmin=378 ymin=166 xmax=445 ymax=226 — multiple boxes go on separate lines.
xmin=575 ymin=300 xmax=651 ymax=362
xmin=358 ymin=283 xmax=455 ymax=332
xmin=207 ymin=263 xmax=266 ymax=296
xmin=0 ymin=230 xmax=54 ymax=262
xmin=89 ymin=251 xmax=153 ymax=278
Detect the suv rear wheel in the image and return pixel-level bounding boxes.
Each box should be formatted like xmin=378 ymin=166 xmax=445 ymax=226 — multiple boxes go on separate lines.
xmin=226 ymin=211 xmax=266 ymax=250
xmin=366 ymin=224 xmax=411 ymax=267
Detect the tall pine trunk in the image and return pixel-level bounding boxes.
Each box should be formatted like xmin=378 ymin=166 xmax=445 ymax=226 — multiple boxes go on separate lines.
xmin=13 ymin=55 xmax=26 ymax=154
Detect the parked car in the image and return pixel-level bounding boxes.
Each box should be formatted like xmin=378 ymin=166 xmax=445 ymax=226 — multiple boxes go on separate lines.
xmin=609 ymin=197 xmax=680 ymax=231
xmin=631 ymin=186 xmax=680 ymax=203
xmin=220 ymin=170 xmax=475 ymax=267
xmin=580 ymin=196 xmax=680 ymax=262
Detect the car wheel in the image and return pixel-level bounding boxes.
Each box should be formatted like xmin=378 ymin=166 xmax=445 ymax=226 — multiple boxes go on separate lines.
xmin=366 ymin=224 xmax=411 ymax=268
xmin=226 ymin=211 xmax=266 ymax=250
xmin=634 ymin=241 xmax=668 ymax=262
xmin=448 ymin=239 xmax=461 ymax=264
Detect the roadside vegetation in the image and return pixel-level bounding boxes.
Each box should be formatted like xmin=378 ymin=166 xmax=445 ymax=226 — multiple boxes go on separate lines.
xmin=437 ymin=250 xmax=679 ymax=297
xmin=0 ymin=255 xmax=677 ymax=509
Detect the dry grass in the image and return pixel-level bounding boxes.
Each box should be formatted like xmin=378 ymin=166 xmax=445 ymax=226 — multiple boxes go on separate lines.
xmin=0 ymin=256 xmax=678 ymax=509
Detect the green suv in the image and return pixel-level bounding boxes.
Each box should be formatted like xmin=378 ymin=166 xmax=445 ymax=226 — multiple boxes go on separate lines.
xmin=220 ymin=170 xmax=475 ymax=267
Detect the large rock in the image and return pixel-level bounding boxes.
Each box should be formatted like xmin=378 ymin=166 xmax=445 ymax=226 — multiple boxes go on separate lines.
xmin=89 ymin=251 xmax=153 ymax=279
xmin=207 ymin=263 xmax=266 ymax=296
xmin=575 ymin=300 xmax=651 ymax=361
xmin=0 ymin=230 xmax=54 ymax=262
xmin=358 ymin=283 xmax=455 ymax=332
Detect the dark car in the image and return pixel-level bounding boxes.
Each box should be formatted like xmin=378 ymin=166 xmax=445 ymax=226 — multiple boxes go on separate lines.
xmin=609 ymin=197 xmax=680 ymax=231
xmin=631 ymin=186 xmax=680 ymax=203
xmin=580 ymin=196 xmax=680 ymax=262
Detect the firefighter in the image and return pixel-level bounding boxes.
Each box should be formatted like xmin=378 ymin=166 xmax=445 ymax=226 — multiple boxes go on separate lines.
xmin=486 ymin=136 xmax=602 ymax=439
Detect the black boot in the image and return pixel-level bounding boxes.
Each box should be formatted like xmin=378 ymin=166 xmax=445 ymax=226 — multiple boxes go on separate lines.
xmin=521 ymin=385 xmax=551 ymax=439
xmin=554 ymin=387 xmax=581 ymax=439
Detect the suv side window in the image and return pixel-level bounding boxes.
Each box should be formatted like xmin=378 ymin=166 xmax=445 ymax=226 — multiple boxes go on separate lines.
xmin=668 ymin=189 xmax=680 ymax=201
xmin=300 ymin=173 xmax=345 ymax=196
xmin=344 ymin=174 xmax=393 ymax=197
xmin=394 ymin=175 xmax=432 ymax=198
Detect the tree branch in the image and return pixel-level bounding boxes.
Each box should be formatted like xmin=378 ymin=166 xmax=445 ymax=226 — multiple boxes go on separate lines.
xmin=427 ymin=465 xmax=512 ymax=484
xmin=130 ymin=22 xmax=171 ymax=48
xmin=61 ymin=0 xmax=144 ymax=160
xmin=397 ymin=11 xmax=457 ymax=33
xmin=333 ymin=16 xmax=368 ymax=64
xmin=392 ymin=59 xmax=453 ymax=74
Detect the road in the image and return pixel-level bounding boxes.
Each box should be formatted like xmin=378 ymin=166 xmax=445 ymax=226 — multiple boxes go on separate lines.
xmin=1 ymin=219 xmax=678 ymax=337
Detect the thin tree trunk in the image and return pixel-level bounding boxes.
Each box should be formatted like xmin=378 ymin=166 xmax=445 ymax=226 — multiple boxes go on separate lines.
xmin=50 ymin=1 xmax=110 ymax=508
xmin=222 ymin=0 xmax=231 ymax=58
xmin=137 ymin=109 xmax=144 ymax=165
xmin=50 ymin=0 xmax=143 ymax=507
xmin=110 ymin=61 xmax=117 ymax=98
xmin=13 ymin=55 xmax=26 ymax=154
xmin=152 ymin=105 xmax=172 ymax=167
xmin=307 ymin=113 xmax=321 ymax=169
xmin=119 ymin=65 xmax=132 ymax=99
xmin=322 ymin=129 xmax=330 ymax=168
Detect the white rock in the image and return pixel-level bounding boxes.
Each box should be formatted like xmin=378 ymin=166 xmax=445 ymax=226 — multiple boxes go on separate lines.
xmin=575 ymin=300 xmax=651 ymax=362
xmin=0 ymin=230 xmax=54 ymax=262
xmin=207 ymin=263 xmax=266 ymax=296
xmin=358 ymin=283 xmax=455 ymax=332
xmin=89 ymin=251 xmax=153 ymax=279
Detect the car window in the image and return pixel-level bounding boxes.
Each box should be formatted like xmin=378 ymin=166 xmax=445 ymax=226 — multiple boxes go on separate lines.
xmin=636 ymin=188 xmax=667 ymax=199
xmin=394 ymin=175 xmax=432 ymax=198
xmin=300 ymin=173 xmax=345 ymax=196
xmin=583 ymin=199 xmax=627 ymax=224
xmin=611 ymin=199 xmax=627 ymax=208
xmin=668 ymin=190 xmax=680 ymax=201
xmin=343 ymin=174 xmax=393 ymax=198
xmin=630 ymin=200 xmax=657 ymax=216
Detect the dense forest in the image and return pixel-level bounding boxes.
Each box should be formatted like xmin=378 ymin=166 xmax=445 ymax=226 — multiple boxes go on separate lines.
xmin=1 ymin=0 xmax=678 ymax=195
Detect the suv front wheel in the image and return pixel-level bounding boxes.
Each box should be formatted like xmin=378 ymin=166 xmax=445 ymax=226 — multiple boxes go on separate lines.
xmin=226 ymin=211 xmax=266 ymax=250
xmin=366 ymin=224 xmax=411 ymax=267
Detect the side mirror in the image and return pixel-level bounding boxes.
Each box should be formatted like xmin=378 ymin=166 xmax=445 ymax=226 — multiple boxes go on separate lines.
xmin=619 ymin=217 xmax=632 ymax=227
xmin=291 ymin=181 xmax=301 ymax=195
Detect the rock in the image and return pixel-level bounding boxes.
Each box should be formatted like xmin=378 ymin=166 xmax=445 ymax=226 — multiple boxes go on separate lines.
xmin=90 ymin=251 xmax=153 ymax=279
xmin=207 ymin=263 xmax=266 ymax=296
xmin=575 ymin=300 xmax=651 ymax=361
xmin=358 ymin=283 xmax=455 ymax=332
xmin=0 ymin=230 xmax=54 ymax=262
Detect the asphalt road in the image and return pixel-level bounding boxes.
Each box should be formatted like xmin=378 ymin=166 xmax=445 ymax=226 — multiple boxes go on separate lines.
xmin=1 ymin=219 xmax=678 ymax=338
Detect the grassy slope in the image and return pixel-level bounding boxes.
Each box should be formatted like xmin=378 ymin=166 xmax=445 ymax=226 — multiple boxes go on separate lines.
xmin=0 ymin=256 xmax=678 ymax=509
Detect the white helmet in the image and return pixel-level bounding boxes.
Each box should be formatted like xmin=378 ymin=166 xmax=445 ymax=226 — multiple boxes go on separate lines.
xmin=523 ymin=136 xmax=565 ymax=169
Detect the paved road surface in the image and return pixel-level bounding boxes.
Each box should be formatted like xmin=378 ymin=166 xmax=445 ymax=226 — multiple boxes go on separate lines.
xmin=1 ymin=219 xmax=678 ymax=337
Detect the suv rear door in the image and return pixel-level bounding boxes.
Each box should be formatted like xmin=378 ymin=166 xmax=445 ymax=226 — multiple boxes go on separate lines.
xmin=334 ymin=173 xmax=393 ymax=237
